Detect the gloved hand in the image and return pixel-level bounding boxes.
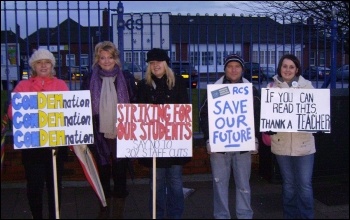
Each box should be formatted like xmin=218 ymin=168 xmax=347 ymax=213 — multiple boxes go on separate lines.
xmin=206 ymin=140 xmax=212 ymax=154
xmin=265 ymin=131 xmax=277 ymax=135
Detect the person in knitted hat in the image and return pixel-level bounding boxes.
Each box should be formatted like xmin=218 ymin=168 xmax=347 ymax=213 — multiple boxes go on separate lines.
xmin=137 ymin=48 xmax=191 ymax=219
xmin=199 ymin=53 xmax=260 ymax=219
xmin=7 ymin=48 xmax=69 ymax=219
xmin=29 ymin=48 xmax=56 ymax=77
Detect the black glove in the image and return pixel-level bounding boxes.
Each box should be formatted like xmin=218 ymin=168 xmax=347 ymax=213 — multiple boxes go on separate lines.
xmin=265 ymin=131 xmax=277 ymax=135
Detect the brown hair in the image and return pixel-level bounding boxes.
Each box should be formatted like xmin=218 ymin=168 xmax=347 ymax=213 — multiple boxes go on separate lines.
xmin=277 ymin=54 xmax=301 ymax=77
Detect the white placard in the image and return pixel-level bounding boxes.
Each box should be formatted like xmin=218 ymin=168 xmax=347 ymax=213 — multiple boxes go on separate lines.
xmin=11 ymin=90 xmax=94 ymax=149
xmin=260 ymin=88 xmax=331 ymax=132
xmin=207 ymin=83 xmax=256 ymax=152
xmin=116 ymin=103 xmax=192 ymax=158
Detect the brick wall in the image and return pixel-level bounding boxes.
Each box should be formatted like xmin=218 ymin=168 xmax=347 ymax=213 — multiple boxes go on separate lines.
xmin=1 ymin=136 xmax=259 ymax=182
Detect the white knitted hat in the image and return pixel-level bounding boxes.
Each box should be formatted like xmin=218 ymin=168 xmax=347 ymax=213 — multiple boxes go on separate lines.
xmin=29 ymin=49 xmax=56 ymax=69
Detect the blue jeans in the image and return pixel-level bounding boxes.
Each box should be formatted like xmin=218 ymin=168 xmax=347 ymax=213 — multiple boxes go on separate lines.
xmin=275 ymin=154 xmax=315 ymax=219
xmin=149 ymin=165 xmax=184 ymax=219
xmin=210 ymin=152 xmax=253 ymax=219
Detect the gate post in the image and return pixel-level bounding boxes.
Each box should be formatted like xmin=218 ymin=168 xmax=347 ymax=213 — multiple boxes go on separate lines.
xmin=117 ymin=1 xmax=125 ymax=63
xmin=330 ymin=8 xmax=338 ymax=89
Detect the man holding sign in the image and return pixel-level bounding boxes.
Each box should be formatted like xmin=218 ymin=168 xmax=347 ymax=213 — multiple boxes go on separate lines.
xmin=262 ymin=54 xmax=320 ymax=219
xmin=199 ymin=54 xmax=260 ymax=219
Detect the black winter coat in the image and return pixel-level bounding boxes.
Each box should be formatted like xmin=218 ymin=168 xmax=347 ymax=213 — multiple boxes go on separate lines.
xmin=136 ymin=74 xmax=192 ymax=168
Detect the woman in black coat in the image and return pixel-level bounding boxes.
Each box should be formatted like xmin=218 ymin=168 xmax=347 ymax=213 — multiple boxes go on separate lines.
xmin=137 ymin=48 xmax=191 ymax=219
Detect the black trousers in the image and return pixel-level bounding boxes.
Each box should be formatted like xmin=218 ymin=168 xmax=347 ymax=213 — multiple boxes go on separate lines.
xmin=23 ymin=152 xmax=64 ymax=219
xmin=99 ymin=158 xmax=129 ymax=199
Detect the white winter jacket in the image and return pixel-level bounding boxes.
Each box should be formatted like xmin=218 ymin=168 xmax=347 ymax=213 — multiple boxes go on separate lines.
xmin=267 ymin=75 xmax=316 ymax=156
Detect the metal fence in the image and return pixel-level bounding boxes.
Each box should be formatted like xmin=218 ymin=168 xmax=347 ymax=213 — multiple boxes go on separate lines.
xmin=1 ymin=1 xmax=349 ymax=131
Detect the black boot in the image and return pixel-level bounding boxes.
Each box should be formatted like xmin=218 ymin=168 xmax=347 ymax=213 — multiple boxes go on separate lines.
xmin=109 ymin=197 xmax=126 ymax=219
xmin=112 ymin=159 xmax=129 ymax=198
xmin=96 ymin=205 xmax=109 ymax=219
xmin=99 ymin=164 xmax=112 ymax=198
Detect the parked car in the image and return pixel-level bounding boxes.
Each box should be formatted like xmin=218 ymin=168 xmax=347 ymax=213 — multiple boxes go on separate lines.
xmin=123 ymin=62 xmax=144 ymax=83
xmin=302 ymin=66 xmax=330 ymax=80
xmin=243 ymin=62 xmax=265 ymax=82
xmin=171 ymin=61 xmax=198 ymax=88
xmin=336 ymin=65 xmax=349 ymax=81
xmin=70 ymin=66 xmax=89 ymax=80
xmin=261 ymin=66 xmax=276 ymax=79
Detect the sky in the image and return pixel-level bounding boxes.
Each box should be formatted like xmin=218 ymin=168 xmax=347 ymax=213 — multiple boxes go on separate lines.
xmin=122 ymin=1 xmax=248 ymax=16
xmin=1 ymin=1 xmax=252 ymax=38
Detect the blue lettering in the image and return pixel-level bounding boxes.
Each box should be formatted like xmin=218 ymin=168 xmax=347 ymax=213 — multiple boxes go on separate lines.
xmin=12 ymin=93 xmax=38 ymax=110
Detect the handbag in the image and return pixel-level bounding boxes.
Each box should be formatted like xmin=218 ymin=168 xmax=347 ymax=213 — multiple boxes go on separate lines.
xmin=262 ymin=132 xmax=271 ymax=146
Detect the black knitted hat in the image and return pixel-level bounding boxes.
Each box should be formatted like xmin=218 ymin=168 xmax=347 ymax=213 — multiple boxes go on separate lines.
xmin=224 ymin=54 xmax=245 ymax=70
xmin=146 ymin=48 xmax=170 ymax=65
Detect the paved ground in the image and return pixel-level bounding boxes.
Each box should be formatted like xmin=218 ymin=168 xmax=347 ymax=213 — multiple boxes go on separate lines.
xmin=1 ymin=170 xmax=349 ymax=219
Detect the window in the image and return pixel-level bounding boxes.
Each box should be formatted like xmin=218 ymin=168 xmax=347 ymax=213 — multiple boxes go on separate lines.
xmin=295 ymin=51 xmax=301 ymax=63
xmin=66 ymin=54 xmax=75 ymax=67
xmin=259 ymin=51 xmax=265 ymax=64
xmin=80 ymin=54 xmax=89 ymax=66
xmin=140 ymin=52 xmax=146 ymax=64
xmin=223 ymin=51 xmax=233 ymax=58
xmin=310 ymin=51 xmax=315 ymax=66
xmin=124 ymin=52 xmax=132 ymax=63
xmin=190 ymin=51 xmax=199 ymax=66
xmin=270 ymin=51 xmax=276 ymax=65
xmin=171 ymin=51 xmax=176 ymax=61
xmin=252 ymin=51 xmax=259 ymax=63
xmin=216 ymin=52 xmax=222 ymax=65
xmin=54 ymin=54 xmax=62 ymax=67
xmin=201 ymin=51 xmax=213 ymax=65
xmin=133 ymin=52 xmax=139 ymax=63
xmin=319 ymin=51 xmax=325 ymax=66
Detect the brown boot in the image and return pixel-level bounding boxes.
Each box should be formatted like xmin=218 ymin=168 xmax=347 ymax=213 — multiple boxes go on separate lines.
xmin=110 ymin=197 xmax=126 ymax=219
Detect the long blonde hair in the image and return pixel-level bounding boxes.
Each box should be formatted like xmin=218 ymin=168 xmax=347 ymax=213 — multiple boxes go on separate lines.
xmin=145 ymin=61 xmax=175 ymax=89
xmin=92 ymin=41 xmax=122 ymax=70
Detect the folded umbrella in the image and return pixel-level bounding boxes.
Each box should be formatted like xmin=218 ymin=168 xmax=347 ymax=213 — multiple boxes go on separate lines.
xmin=71 ymin=144 xmax=107 ymax=207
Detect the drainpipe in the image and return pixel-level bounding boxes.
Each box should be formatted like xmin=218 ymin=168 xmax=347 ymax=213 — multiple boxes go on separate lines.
xmin=117 ymin=1 xmax=125 ymax=63
xmin=330 ymin=7 xmax=338 ymax=89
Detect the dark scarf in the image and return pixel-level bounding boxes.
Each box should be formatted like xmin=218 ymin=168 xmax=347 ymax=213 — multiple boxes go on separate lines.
xmin=223 ymin=75 xmax=243 ymax=84
xmin=151 ymin=74 xmax=168 ymax=104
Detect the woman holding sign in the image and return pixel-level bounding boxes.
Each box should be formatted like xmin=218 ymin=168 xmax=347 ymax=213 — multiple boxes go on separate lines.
xmin=136 ymin=48 xmax=191 ymax=219
xmin=7 ymin=49 xmax=68 ymax=219
xmin=266 ymin=54 xmax=316 ymax=219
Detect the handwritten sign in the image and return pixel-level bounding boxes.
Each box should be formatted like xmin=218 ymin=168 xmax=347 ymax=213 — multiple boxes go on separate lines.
xmin=11 ymin=90 xmax=94 ymax=149
xmin=116 ymin=103 xmax=193 ymax=158
xmin=260 ymin=88 xmax=331 ymax=132
xmin=207 ymin=83 xmax=256 ymax=152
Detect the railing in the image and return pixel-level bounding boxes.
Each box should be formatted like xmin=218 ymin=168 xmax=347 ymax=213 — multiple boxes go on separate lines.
xmin=1 ymin=1 xmax=349 ymax=133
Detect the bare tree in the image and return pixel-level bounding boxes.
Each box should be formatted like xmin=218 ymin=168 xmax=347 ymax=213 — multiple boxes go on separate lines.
xmin=228 ymin=1 xmax=349 ymax=52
